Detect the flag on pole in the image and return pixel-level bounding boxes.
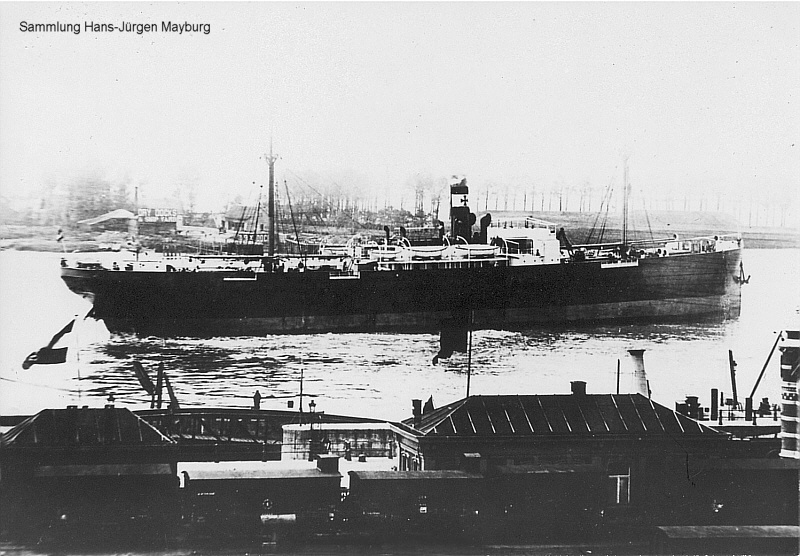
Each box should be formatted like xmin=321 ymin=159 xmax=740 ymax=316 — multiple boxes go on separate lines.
xmin=22 ymin=319 xmax=76 ymax=369
xmin=432 ymin=319 xmax=468 ymax=365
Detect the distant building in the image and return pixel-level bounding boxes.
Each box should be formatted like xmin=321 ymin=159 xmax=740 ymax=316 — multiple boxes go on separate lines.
xmin=222 ymin=205 xmax=268 ymax=233
xmin=76 ymin=208 xmax=135 ymax=232
xmin=137 ymin=206 xmax=179 ymax=234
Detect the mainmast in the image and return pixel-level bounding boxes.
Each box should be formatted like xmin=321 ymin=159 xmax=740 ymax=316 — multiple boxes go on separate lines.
xmin=265 ymin=140 xmax=279 ymax=257
xmin=622 ymin=157 xmax=630 ymax=246
xmin=133 ymin=184 xmax=140 ymax=260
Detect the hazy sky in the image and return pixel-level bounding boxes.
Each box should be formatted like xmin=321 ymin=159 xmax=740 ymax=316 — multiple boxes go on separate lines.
xmin=1 ymin=2 xmax=798 ymax=214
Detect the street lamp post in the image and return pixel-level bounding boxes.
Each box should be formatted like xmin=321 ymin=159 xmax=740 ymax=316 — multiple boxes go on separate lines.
xmin=308 ymin=400 xmax=317 ymax=461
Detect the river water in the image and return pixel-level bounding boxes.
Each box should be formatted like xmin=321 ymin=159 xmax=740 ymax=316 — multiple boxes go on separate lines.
xmin=1 ymin=249 xmax=798 ymax=422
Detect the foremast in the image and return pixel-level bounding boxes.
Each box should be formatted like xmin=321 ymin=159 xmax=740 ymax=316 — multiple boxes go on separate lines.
xmin=622 ymin=157 xmax=630 ymax=247
xmin=265 ymin=141 xmax=279 ymax=257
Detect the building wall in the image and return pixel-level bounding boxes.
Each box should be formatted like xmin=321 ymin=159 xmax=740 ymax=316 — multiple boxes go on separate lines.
xmin=282 ymin=424 xmax=397 ymax=462
xmin=182 ymin=476 xmax=341 ymax=536
xmin=394 ymin=433 xmax=799 ymax=539
xmin=1 ymin=473 xmax=178 ymax=541
xmin=490 ymin=472 xmax=603 ymax=541
xmin=345 ymin=475 xmax=487 ymax=540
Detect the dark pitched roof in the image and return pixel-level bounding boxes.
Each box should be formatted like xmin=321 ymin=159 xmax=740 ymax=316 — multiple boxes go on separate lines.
xmin=349 ymin=470 xmax=482 ymax=481
xmin=655 ymin=525 xmax=800 ymax=540
xmin=400 ymin=394 xmax=722 ymax=438
xmin=77 ymin=209 xmax=135 ymax=226
xmin=224 ymin=205 xmax=266 ymax=221
xmin=2 ymin=407 xmax=174 ymax=448
xmin=495 ymin=463 xmax=602 ymax=474
xmin=184 ymin=468 xmax=341 ymax=481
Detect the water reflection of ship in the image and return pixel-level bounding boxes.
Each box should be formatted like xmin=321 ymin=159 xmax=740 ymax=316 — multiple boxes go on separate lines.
xmin=60 ymin=153 xmax=744 ymax=337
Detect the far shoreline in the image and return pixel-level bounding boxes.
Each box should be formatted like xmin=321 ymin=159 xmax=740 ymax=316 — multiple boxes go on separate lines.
xmin=1 ymin=221 xmax=798 ymax=253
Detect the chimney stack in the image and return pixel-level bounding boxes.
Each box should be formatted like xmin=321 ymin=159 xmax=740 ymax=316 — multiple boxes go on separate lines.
xmin=571 ymin=381 xmax=587 ymax=396
xmin=627 ymin=349 xmax=649 ymax=397
xmin=412 ymin=399 xmax=422 ymax=428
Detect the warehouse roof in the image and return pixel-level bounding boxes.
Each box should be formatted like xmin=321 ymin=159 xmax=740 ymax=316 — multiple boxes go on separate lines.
xmin=400 ymin=394 xmax=722 ymax=438
xmin=2 ymin=407 xmax=174 ymax=447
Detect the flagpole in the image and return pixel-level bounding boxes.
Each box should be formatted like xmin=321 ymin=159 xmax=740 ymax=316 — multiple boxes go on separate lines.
xmin=466 ymin=310 xmax=473 ymax=397
xmin=74 ymin=314 xmax=81 ymax=403
xmin=299 ymin=363 xmax=305 ymax=425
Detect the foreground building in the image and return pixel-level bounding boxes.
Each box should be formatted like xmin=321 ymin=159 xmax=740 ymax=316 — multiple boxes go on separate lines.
xmin=385 ymin=382 xmax=798 ymax=543
xmin=0 ymin=406 xmax=178 ymax=543
xmin=2 ymin=365 xmax=797 ymax=552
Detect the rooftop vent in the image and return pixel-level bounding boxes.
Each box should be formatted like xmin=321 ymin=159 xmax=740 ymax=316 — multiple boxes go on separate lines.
xmin=571 ymin=381 xmax=587 ymax=396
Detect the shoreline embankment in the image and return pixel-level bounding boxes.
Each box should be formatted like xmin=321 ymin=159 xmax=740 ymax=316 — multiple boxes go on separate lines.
xmin=1 ymin=210 xmax=798 ymax=253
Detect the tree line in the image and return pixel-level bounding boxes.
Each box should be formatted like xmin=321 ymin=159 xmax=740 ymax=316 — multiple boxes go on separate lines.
xmin=1 ymin=171 xmax=795 ymax=230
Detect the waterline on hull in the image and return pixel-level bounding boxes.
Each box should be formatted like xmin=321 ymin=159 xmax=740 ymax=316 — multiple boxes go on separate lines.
xmin=103 ymin=294 xmax=741 ymax=337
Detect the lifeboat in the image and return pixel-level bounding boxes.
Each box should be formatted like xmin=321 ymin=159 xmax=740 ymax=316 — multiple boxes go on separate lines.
xmin=454 ymin=244 xmax=497 ymax=258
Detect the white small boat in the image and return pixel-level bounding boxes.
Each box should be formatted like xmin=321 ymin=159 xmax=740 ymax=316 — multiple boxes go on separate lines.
xmin=454 ymin=244 xmax=497 ymax=258
xmin=407 ymin=245 xmax=448 ymax=260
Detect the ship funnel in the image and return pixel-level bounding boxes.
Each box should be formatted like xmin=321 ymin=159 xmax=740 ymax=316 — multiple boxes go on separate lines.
xmin=627 ymin=349 xmax=650 ymax=397
xmin=779 ymin=330 xmax=800 ymax=459
xmin=479 ymin=214 xmax=492 ymax=244
xmin=449 ymin=177 xmax=473 ymax=240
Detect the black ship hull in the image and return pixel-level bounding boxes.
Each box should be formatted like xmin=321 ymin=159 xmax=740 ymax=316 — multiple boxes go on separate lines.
xmin=61 ymin=249 xmax=742 ymax=336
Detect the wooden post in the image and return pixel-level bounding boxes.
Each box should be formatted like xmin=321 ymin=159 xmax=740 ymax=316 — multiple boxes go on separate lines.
xmin=729 ymin=350 xmax=738 ymax=407
xmin=466 ymin=311 xmax=473 ymax=397
xmin=710 ymin=388 xmax=718 ymax=421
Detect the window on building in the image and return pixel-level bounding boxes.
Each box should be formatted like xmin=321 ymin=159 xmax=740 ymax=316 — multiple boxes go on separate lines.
xmin=607 ymin=462 xmax=630 ymax=505
xmin=400 ymin=451 xmax=420 ymax=471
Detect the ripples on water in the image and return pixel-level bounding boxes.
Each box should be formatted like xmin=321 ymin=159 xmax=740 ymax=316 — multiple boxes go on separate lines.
xmin=1 ymin=249 xmax=798 ymax=421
